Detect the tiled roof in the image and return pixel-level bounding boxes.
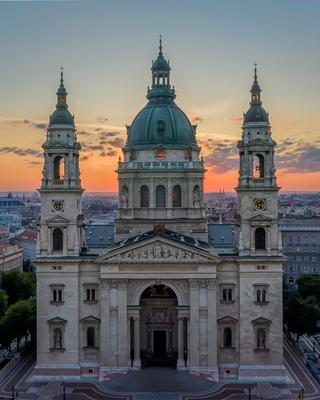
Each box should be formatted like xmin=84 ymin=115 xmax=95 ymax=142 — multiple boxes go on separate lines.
xmin=84 ymin=224 xmax=114 ymax=247
xmin=208 ymin=224 xmax=236 ymax=246
xmin=14 ymin=230 xmax=38 ymax=242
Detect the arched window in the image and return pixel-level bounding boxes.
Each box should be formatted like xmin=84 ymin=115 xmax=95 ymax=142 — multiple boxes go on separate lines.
xmin=223 ymin=327 xmax=232 ymax=348
xmin=256 ymin=290 xmax=261 ymax=302
xmin=262 ymin=290 xmax=266 ymax=302
xmin=87 ymin=327 xmax=95 ymax=347
xmin=253 ymin=154 xmax=264 ymax=178
xmin=86 ymin=289 xmax=91 ymax=301
xmin=91 ymin=289 xmax=96 ymax=301
xmin=140 ymin=185 xmax=150 ymax=207
xmin=222 ymin=289 xmax=227 ymax=301
xmin=255 ymin=227 xmax=266 ymax=250
xmin=53 ymin=328 xmax=62 ymax=348
xmin=54 ymin=156 xmax=65 ymax=180
xmin=227 ymin=289 xmax=233 ymax=301
xmin=156 ymin=185 xmax=166 ymax=208
xmin=172 ymin=185 xmax=181 ymax=207
xmin=53 ymin=228 xmax=63 ymax=251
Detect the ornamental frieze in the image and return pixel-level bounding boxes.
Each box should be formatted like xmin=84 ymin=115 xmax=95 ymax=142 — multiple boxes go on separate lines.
xmin=106 ymin=244 xmax=207 ymax=263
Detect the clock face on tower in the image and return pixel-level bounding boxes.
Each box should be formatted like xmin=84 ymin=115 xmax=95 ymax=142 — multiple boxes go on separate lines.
xmin=254 ymin=199 xmax=266 ymax=211
xmin=52 ymin=200 xmax=64 ymax=212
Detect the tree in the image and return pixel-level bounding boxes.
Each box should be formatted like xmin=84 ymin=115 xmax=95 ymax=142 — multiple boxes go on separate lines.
xmin=284 ymin=292 xmax=320 ymax=341
xmin=0 ymin=270 xmax=35 ymax=305
xmin=0 ymin=289 xmax=8 ymax=317
xmin=0 ymin=299 xmax=36 ymax=350
xmin=296 ymin=276 xmax=320 ymax=303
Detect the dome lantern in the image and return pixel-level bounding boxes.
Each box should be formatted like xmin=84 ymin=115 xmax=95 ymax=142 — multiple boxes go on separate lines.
xmin=49 ymin=68 xmax=74 ymax=127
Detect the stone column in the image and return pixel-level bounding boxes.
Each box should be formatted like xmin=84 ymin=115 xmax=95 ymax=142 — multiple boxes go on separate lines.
xmin=133 ymin=314 xmax=141 ymax=368
xmin=207 ymin=279 xmax=219 ymax=381
xmin=177 ymin=315 xmax=184 ymax=368
xmin=118 ymin=279 xmax=128 ymax=367
xmin=267 ymin=227 xmax=271 ymax=255
xmin=150 ymin=179 xmax=155 ymax=208
xmin=100 ymin=280 xmax=110 ymax=365
xmin=189 ymin=279 xmax=200 ymax=370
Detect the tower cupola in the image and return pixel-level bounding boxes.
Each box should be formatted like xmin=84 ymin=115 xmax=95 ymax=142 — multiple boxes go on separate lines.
xmin=244 ymin=65 xmax=269 ymax=124
xmin=49 ymin=68 xmax=74 ymax=127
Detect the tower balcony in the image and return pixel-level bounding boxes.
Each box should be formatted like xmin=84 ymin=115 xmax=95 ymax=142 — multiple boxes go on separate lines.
xmin=118 ymin=161 xmax=204 ymax=171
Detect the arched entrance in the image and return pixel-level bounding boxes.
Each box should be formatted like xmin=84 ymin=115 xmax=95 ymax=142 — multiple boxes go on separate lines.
xmin=139 ymin=284 xmax=178 ymax=367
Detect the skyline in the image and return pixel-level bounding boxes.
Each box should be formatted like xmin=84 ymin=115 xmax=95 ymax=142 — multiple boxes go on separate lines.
xmin=0 ymin=1 xmax=319 ymax=192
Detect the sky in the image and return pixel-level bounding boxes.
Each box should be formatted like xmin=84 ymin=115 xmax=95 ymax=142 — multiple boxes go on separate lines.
xmin=0 ymin=0 xmax=319 ymax=192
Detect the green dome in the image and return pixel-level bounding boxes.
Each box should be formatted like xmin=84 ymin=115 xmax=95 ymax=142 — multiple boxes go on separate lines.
xmin=126 ymin=103 xmax=197 ymax=149
xmin=125 ymin=38 xmax=198 ymax=150
xmin=50 ymin=109 xmax=74 ymax=126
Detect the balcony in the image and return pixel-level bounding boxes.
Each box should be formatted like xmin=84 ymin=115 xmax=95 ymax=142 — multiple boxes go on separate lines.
xmin=118 ymin=161 xmax=204 ymax=171
xmin=253 ymin=178 xmax=265 ymax=184
xmin=53 ymin=179 xmax=64 ymax=185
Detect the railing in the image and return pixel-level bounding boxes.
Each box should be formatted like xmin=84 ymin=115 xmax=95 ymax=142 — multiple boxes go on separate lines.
xmin=53 ymin=179 xmax=64 ymax=185
xmin=253 ymin=178 xmax=265 ymax=183
xmin=118 ymin=161 xmax=204 ymax=171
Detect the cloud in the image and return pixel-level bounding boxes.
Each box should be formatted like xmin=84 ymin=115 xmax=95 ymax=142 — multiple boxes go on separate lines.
xmin=229 ymin=115 xmax=243 ymax=123
xmin=203 ymin=136 xmax=320 ymax=174
xmin=97 ymin=116 xmax=109 ymax=123
xmin=99 ymin=131 xmax=120 ymax=138
xmin=0 ymin=146 xmax=42 ymax=158
xmin=108 ymin=137 xmax=125 ymax=148
xmin=77 ymin=130 xmax=91 ymax=137
xmin=276 ymin=139 xmax=320 ymax=173
xmin=100 ymin=150 xmax=118 ymax=157
xmin=6 ymin=118 xmax=47 ymax=130
xmin=191 ymin=116 xmax=204 ymax=124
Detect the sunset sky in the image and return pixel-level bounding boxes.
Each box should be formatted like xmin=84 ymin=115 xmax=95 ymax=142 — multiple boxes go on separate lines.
xmin=0 ymin=0 xmax=319 ymax=192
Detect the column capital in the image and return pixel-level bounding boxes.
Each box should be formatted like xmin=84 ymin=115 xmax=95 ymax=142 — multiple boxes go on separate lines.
xmin=188 ymin=279 xmax=200 ymax=288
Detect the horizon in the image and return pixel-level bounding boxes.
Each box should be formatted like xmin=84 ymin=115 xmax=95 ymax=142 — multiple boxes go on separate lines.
xmin=0 ymin=0 xmax=319 ymax=192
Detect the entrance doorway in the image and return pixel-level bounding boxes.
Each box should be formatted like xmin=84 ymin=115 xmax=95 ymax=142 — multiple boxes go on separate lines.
xmin=138 ymin=284 xmax=178 ymax=367
xmin=153 ymin=330 xmax=166 ymax=356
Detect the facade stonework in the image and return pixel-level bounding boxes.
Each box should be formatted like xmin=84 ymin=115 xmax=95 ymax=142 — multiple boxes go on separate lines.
xmin=33 ymin=46 xmax=288 ymax=383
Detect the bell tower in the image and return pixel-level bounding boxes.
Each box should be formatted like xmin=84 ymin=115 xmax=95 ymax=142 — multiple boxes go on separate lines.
xmin=37 ymin=69 xmax=84 ymax=257
xmin=236 ymin=66 xmax=282 ymax=256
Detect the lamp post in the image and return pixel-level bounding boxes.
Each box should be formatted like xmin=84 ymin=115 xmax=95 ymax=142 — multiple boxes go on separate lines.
xmin=62 ymin=384 xmax=66 ymax=400
xmin=248 ymin=386 xmax=251 ymax=400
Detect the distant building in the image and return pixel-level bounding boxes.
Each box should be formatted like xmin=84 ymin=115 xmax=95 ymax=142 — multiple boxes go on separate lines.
xmin=280 ymin=218 xmax=320 ymax=286
xmin=0 ymin=243 xmax=23 ymax=273
xmin=0 ymin=211 xmax=22 ymax=231
xmin=0 ymin=226 xmax=10 ymax=244
xmin=12 ymin=230 xmax=37 ymax=265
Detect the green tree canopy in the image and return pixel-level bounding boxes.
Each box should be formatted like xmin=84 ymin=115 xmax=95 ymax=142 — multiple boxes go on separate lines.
xmin=0 ymin=289 xmax=8 ymax=318
xmin=284 ymin=292 xmax=320 ymax=340
xmin=0 ymin=299 xmax=36 ymax=350
xmin=296 ymin=276 xmax=320 ymax=303
xmin=1 ymin=270 xmax=35 ymax=305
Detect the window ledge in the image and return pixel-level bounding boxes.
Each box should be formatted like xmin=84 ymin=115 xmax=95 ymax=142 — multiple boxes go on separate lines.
xmin=254 ymin=348 xmax=270 ymax=352
xmin=50 ymin=347 xmax=65 ymax=352
xmin=83 ymin=300 xmax=98 ymax=305
xmin=220 ymin=300 xmax=235 ymax=304
xmin=83 ymin=346 xmax=99 ymax=351
xmin=50 ymin=301 xmax=64 ymax=305
xmin=220 ymin=346 xmax=236 ymax=350
xmin=254 ymin=301 xmax=269 ymax=305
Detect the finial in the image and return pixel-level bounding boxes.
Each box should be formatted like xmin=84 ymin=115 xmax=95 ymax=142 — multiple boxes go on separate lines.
xmin=159 ymin=34 xmax=163 ymax=55
xmin=254 ymin=63 xmax=258 ymax=83
xmin=60 ymin=66 xmax=64 ymax=84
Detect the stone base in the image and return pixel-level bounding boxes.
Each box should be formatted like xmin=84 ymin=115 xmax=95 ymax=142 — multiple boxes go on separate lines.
xmin=189 ymin=367 xmax=219 ymax=382
xmin=238 ymin=365 xmax=292 ymax=383
xmin=99 ymin=367 xmax=129 ymax=381
xmin=30 ymin=363 xmax=81 ymax=381
xmin=132 ymin=358 xmax=141 ymax=370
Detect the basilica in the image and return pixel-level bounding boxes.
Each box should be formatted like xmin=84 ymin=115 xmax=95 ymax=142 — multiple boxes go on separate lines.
xmin=33 ymin=41 xmax=288 ymax=382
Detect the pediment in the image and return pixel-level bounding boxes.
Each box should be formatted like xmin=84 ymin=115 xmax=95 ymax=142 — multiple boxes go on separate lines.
xmin=248 ymin=214 xmax=273 ymax=222
xmin=46 ymin=215 xmax=70 ymax=225
xmin=97 ymin=236 xmax=219 ymax=264
xmin=218 ymin=316 xmax=238 ymax=323
xmin=47 ymin=317 xmax=67 ymax=324
xmin=80 ymin=315 xmax=100 ymax=323
xmin=251 ymin=317 xmax=272 ymax=325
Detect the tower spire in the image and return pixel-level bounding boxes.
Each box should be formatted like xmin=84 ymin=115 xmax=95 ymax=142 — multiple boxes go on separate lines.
xmin=56 ymin=67 xmax=68 ymax=110
xmin=159 ymin=34 xmax=163 ymax=56
xmin=250 ymin=63 xmax=262 ymax=106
